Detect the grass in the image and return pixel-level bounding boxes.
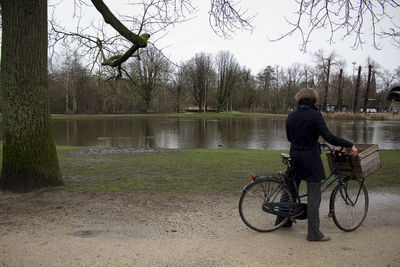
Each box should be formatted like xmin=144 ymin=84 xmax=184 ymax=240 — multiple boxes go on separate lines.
xmin=0 ymin=142 xmax=397 ymax=194
xmin=56 ymin=148 xmax=400 ymax=194
xmin=59 ymin=149 xmax=284 ymax=194
xmin=362 ymin=150 xmax=400 ymax=188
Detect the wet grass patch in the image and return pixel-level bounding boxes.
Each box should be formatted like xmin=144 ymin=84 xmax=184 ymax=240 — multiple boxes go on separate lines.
xmin=59 ymin=149 xmax=283 ymax=194
xmin=58 ymin=148 xmax=400 ymax=194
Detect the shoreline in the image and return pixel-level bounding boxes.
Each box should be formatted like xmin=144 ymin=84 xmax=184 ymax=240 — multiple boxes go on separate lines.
xmin=46 ymin=111 xmax=399 ymax=121
xmin=0 ymin=111 xmax=398 ymax=122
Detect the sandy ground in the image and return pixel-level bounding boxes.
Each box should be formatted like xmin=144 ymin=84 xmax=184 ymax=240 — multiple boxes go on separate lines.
xmin=0 ymin=187 xmax=399 ymax=267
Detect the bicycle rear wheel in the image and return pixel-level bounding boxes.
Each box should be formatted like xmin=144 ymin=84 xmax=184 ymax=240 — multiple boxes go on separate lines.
xmin=331 ymin=178 xmax=369 ymax=232
xmin=239 ymin=177 xmax=294 ymax=232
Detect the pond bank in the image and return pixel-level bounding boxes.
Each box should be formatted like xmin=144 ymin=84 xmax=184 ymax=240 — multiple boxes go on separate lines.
xmin=50 ymin=112 xmax=285 ymax=120
xmin=323 ymin=112 xmax=400 ymax=121
xmin=50 ymin=111 xmax=400 ymax=121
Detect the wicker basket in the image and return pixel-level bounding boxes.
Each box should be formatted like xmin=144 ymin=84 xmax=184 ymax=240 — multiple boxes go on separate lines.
xmin=326 ymin=144 xmax=382 ymax=179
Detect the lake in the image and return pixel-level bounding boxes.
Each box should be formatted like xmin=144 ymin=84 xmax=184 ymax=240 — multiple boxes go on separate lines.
xmin=47 ymin=117 xmax=400 ymax=150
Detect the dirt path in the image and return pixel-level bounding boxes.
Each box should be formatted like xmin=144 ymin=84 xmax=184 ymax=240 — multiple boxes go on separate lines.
xmin=0 ymin=188 xmax=399 ymax=266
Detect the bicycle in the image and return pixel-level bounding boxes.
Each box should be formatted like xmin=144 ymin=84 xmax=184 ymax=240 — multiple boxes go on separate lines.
xmin=239 ymin=143 xmax=369 ymax=232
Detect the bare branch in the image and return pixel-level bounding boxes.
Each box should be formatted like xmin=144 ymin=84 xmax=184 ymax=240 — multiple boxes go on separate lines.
xmin=271 ymin=0 xmax=400 ymax=51
xmin=90 ymin=0 xmax=149 ymax=47
xmin=208 ymin=0 xmax=255 ymax=38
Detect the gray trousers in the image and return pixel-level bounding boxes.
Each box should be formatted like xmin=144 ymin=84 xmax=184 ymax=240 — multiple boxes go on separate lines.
xmin=276 ymin=179 xmax=325 ymax=240
xmin=306 ymin=181 xmax=324 ymax=241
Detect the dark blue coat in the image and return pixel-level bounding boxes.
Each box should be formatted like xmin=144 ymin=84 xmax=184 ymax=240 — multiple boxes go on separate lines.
xmin=286 ymin=101 xmax=353 ymax=181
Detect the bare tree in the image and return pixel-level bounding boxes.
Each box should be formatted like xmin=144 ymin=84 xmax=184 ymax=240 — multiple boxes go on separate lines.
xmin=235 ymin=67 xmax=257 ymax=111
xmin=301 ymin=64 xmax=315 ymax=88
xmin=129 ymin=47 xmax=172 ymax=112
xmin=171 ymin=65 xmax=189 ymax=113
xmin=186 ymin=53 xmax=214 ymax=112
xmin=215 ymin=51 xmax=239 ymax=112
xmin=395 ymin=66 xmax=400 ymax=82
xmin=281 ymin=63 xmax=304 ymax=111
xmin=314 ymin=50 xmax=336 ymax=112
xmin=272 ymin=0 xmax=400 ymax=51
xmin=53 ymin=48 xmax=88 ymax=113
xmin=256 ymin=66 xmax=276 ymax=112
xmin=380 ymin=69 xmax=397 ymax=92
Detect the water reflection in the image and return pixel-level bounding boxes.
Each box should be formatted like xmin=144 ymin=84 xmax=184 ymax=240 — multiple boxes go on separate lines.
xmin=331 ymin=120 xmax=400 ymax=150
xmin=3 ymin=117 xmax=400 ymax=150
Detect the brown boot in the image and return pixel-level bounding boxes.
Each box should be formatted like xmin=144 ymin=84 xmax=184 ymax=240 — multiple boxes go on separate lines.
xmin=308 ymin=235 xmax=331 ymax=242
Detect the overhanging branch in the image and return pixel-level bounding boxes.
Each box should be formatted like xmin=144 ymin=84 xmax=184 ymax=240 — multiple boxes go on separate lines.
xmin=90 ymin=0 xmax=149 ymax=47
xmin=88 ymin=0 xmax=152 ymax=80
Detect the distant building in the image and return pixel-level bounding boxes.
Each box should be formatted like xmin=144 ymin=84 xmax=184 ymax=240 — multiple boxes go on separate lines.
xmin=360 ymin=99 xmax=379 ymax=113
xmin=386 ymin=86 xmax=400 ymax=114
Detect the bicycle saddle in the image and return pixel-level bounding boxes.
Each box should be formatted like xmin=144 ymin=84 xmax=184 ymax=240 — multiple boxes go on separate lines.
xmin=281 ymin=153 xmax=294 ymax=165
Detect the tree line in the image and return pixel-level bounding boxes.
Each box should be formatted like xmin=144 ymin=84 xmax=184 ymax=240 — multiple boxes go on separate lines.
xmin=49 ymin=47 xmax=400 ymax=115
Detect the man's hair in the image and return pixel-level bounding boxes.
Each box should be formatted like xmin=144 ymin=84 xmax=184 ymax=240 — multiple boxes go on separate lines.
xmin=295 ymin=88 xmax=318 ymax=104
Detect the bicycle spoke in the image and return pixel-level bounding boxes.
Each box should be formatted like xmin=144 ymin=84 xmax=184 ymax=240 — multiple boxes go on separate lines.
xmin=239 ymin=178 xmax=294 ymax=232
xmin=332 ymin=179 xmax=369 ymax=232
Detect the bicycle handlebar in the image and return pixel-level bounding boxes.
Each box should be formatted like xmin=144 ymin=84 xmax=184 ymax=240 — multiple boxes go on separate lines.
xmin=320 ymin=143 xmax=351 ymax=156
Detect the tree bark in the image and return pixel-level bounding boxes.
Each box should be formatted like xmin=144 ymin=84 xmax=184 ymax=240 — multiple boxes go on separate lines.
xmin=322 ymin=58 xmax=331 ymax=112
xmin=65 ymin=72 xmax=70 ymax=113
xmin=0 ymin=0 xmax=63 ymax=192
xmin=353 ymin=66 xmax=362 ymax=113
xmin=336 ymin=69 xmax=344 ymax=112
xmin=363 ymin=65 xmax=373 ymax=114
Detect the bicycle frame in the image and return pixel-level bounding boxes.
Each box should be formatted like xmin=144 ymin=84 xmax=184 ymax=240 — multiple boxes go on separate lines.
xmin=278 ymin=152 xmax=366 ymax=217
xmin=294 ymin=165 xmax=341 ymax=201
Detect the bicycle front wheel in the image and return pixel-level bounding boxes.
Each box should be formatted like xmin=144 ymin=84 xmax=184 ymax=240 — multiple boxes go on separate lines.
xmin=331 ymin=178 xmax=369 ymax=232
xmin=239 ymin=177 xmax=294 ymax=232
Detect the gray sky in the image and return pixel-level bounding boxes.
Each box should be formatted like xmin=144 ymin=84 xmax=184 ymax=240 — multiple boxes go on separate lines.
xmin=53 ymin=0 xmax=400 ymax=75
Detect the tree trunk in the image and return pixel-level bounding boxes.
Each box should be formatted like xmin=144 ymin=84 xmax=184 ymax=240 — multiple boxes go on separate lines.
xmin=204 ymin=84 xmax=207 ymax=113
xmin=363 ymin=65 xmax=372 ymax=114
xmin=72 ymin=83 xmax=77 ymax=113
xmin=175 ymin=84 xmax=181 ymax=113
xmin=336 ymin=69 xmax=344 ymax=112
xmin=65 ymin=71 xmax=70 ymax=113
xmin=0 ymin=0 xmax=63 ymax=192
xmin=353 ymin=66 xmax=362 ymax=113
xmin=322 ymin=58 xmax=331 ymax=112
xmin=198 ymin=91 xmax=203 ymax=112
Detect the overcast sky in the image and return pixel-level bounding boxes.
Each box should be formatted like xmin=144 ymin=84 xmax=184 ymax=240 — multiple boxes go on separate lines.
xmin=53 ymin=0 xmax=400 ymax=75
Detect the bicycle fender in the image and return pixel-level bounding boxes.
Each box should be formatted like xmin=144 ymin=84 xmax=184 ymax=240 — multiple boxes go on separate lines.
xmin=241 ymin=175 xmax=283 ymax=192
xmin=328 ymin=182 xmax=342 ymax=217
